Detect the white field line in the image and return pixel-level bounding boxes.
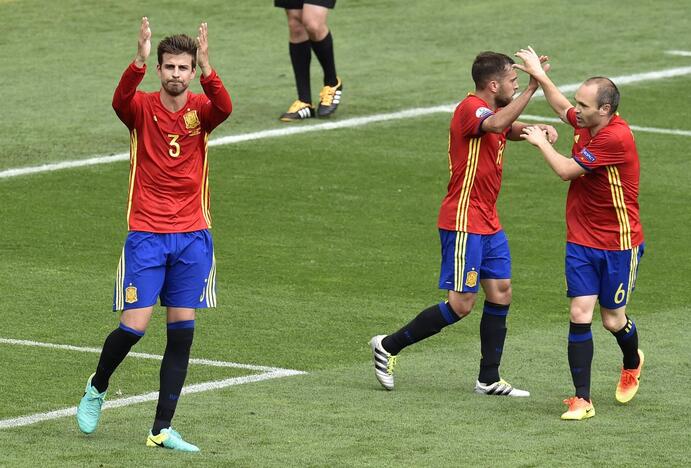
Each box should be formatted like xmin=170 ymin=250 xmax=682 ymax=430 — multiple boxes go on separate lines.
xmin=0 ymin=337 xmax=289 ymax=372
xmin=666 ymin=50 xmax=691 ymax=57
xmin=2 ymin=65 xmax=691 ymax=180
xmin=0 ymin=337 xmax=306 ymax=430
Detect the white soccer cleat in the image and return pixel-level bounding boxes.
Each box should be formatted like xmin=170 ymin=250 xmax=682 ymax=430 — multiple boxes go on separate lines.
xmin=369 ymin=335 xmax=397 ymax=390
xmin=474 ymin=379 xmax=530 ymax=397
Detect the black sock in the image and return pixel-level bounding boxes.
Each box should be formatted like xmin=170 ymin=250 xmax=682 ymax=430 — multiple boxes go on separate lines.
xmin=92 ymin=324 xmax=143 ymax=393
xmin=289 ymin=40 xmax=312 ymax=103
xmin=612 ymin=316 xmax=640 ymax=369
xmin=478 ymin=301 xmax=509 ymax=384
xmin=382 ymin=302 xmax=461 ymax=355
xmin=568 ymin=322 xmax=593 ymax=401
xmin=310 ymin=31 xmax=337 ymax=86
xmin=152 ymin=321 xmax=195 ymax=435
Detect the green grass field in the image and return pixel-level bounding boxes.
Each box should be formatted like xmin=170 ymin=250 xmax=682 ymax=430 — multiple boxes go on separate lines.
xmin=1 ymin=0 xmax=690 ymax=466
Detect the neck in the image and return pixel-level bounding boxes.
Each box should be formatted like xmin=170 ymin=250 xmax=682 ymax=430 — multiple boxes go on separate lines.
xmin=159 ymin=89 xmax=188 ymax=113
xmin=474 ymin=89 xmax=497 ymax=110
xmin=589 ymin=114 xmax=614 ymax=137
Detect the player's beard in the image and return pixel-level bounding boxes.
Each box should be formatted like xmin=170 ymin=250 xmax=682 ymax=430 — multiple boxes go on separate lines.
xmin=163 ymin=80 xmax=189 ymax=97
xmin=496 ymin=95 xmax=512 ymax=108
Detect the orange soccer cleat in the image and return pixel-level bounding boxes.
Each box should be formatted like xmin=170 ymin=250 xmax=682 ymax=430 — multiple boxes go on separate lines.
xmin=561 ymin=396 xmax=595 ymax=420
xmin=616 ymin=349 xmax=644 ymax=403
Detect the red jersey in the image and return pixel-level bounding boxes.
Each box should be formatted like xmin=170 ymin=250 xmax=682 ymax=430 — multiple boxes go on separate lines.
xmin=565 ymin=107 xmax=644 ymax=250
xmin=438 ymin=94 xmax=510 ymax=233
xmin=112 ymin=62 xmax=232 ymax=233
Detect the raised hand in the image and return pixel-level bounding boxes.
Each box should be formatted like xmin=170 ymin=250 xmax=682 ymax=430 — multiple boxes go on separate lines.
xmin=196 ymin=22 xmax=212 ymax=77
xmin=135 ymin=16 xmax=151 ymax=67
xmin=514 ymin=46 xmax=549 ymax=78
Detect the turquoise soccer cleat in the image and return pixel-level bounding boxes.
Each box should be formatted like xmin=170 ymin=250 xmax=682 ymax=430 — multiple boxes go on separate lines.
xmin=146 ymin=427 xmax=200 ymax=452
xmin=76 ymin=373 xmax=106 ymax=434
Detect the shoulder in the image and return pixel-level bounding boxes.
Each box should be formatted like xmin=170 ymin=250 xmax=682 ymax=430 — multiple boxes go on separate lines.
xmin=595 ymin=117 xmax=634 ymax=150
xmin=456 ymin=95 xmax=492 ymax=119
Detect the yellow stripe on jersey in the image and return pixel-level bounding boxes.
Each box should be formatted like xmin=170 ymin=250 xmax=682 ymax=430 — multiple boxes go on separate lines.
xmin=627 ymin=245 xmax=639 ymax=301
xmin=455 ymin=138 xmax=481 ymax=231
xmin=453 ymin=231 xmax=468 ymax=291
xmin=606 ymin=166 xmax=632 ymax=249
xmin=201 ymin=133 xmax=212 ymax=227
xmin=125 ymin=130 xmax=138 ymax=228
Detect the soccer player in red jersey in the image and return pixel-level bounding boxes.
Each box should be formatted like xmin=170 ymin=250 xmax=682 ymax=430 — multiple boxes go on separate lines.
xmin=76 ymin=17 xmax=232 ymax=451
xmin=370 ymin=52 xmax=558 ymax=396
xmin=516 ymin=46 xmax=645 ymax=420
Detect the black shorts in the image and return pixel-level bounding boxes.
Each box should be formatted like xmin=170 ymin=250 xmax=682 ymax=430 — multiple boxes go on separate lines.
xmin=274 ymin=0 xmax=336 ymax=9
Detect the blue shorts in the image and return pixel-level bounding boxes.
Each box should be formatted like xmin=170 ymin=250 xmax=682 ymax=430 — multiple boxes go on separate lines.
xmin=565 ymin=242 xmax=644 ymax=309
xmin=113 ymin=230 xmax=217 ymax=311
xmin=438 ymin=229 xmax=511 ymax=293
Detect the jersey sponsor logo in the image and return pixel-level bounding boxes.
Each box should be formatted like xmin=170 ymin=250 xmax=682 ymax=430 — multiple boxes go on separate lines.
xmin=465 ymin=270 xmax=478 ymax=288
xmin=125 ymin=284 xmax=138 ymax=304
xmin=183 ymin=110 xmax=201 ymax=135
xmin=579 ymin=148 xmax=596 ymax=163
xmin=475 ymin=107 xmax=493 ymax=119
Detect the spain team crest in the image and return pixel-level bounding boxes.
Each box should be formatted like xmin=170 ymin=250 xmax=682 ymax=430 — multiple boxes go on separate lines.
xmin=465 ymin=270 xmax=478 ymax=288
xmin=125 ymin=285 xmax=138 ymax=304
xmin=183 ymin=110 xmax=200 ymax=131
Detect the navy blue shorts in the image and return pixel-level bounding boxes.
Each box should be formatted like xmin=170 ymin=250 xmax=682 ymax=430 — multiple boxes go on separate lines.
xmin=438 ymin=229 xmax=511 ymax=293
xmin=565 ymin=242 xmax=644 ymax=309
xmin=113 ymin=230 xmax=217 ymax=311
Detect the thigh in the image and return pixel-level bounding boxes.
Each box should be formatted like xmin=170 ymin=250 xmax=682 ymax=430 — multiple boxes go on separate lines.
xmin=120 ymin=306 xmax=155 ymax=332
xmin=113 ymin=232 xmax=167 ymax=311
xmin=565 ymin=242 xmax=600 ymax=299
xmin=438 ymin=229 xmax=482 ymax=293
xmin=479 ymin=230 xmax=511 ymax=280
xmin=160 ymin=230 xmax=216 ymax=309
xmin=599 ymin=244 xmax=644 ymax=309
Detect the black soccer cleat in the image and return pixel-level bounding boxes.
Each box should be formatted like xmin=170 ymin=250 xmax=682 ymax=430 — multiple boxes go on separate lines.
xmin=280 ymin=100 xmax=315 ymax=122
xmin=317 ymin=78 xmax=342 ymax=118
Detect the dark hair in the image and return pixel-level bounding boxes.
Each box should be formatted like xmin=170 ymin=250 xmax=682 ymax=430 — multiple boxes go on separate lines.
xmin=471 ymin=52 xmax=515 ymax=89
xmin=584 ymin=76 xmax=620 ymax=114
xmin=157 ymin=34 xmax=197 ymax=68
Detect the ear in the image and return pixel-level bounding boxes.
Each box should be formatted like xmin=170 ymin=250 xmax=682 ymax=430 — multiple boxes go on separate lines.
xmin=488 ymin=80 xmax=499 ymax=93
xmin=599 ymin=104 xmax=611 ymax=116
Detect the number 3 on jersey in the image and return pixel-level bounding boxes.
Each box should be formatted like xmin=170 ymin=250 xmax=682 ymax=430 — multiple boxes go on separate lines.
xmin=167 ymin=133 xmax=181 ymax=158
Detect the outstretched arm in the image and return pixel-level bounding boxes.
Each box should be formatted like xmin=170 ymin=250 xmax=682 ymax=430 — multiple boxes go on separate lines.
xmin=196 ymin=22 xmax=232 ymax=131
xmin=196 ymin=22 xmax=212 ymax=78
xmin=514 ymin=46 xmax=573 ymax=122
xmin=520 ymin=125 xmax=585 ymax=180
xmin=113 ymin=17 xmax=149 ymax=128
xmin=134 ymin=16 xmax=151 ymax=68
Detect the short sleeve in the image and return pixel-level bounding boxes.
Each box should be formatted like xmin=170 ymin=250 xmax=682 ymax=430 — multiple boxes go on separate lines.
xmin=456 ymin=98 xmax=494 ymax=137
xmin=565 ymin=107 xmax=578 ymax=128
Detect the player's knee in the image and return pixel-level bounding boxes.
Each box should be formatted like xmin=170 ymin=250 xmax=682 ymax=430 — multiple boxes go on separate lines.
xmin=448 ymin=294 xmax=474 ymax=318
xmin=495 ymin=285 xmax=512 ymax=304
xmin=287 ymin=18 xmax=308 ymax=40
xmin=302 ymin=18 xmax=327 ymax=40
xmin=569 ymin=307 xmax=591 ymax=324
